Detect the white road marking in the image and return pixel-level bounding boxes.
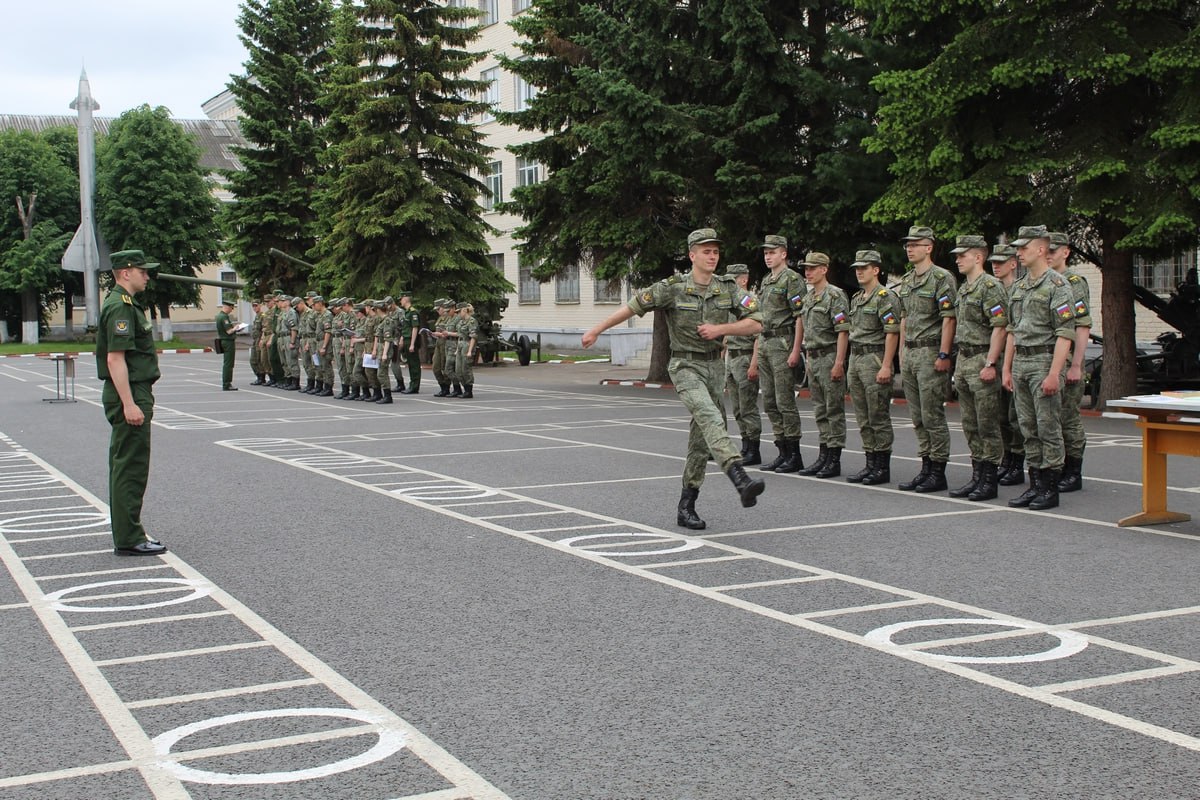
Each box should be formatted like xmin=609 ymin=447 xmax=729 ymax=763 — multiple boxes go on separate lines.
xmin=70 ymin=609 xmax=234 ymax=632
xmin=94 ymin=640 xmax=271 ymax=667
xmin=126 ymin=678 xmax=324 ymax=709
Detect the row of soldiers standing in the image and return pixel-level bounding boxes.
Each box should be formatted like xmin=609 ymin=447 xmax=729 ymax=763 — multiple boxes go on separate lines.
xmin=246 ymin=293 xmax=481 ymax=401
xmin=723 ymin=224 xmax=1090 ymax=513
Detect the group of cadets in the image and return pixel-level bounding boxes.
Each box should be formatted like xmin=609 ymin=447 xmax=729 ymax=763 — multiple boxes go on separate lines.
xmin=246 ymin=293 xmax=481 ymax=402
xmin=723 ymin=224 xmax=1090 ymax=515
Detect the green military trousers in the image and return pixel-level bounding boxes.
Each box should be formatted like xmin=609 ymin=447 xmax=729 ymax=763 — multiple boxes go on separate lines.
xmin=671 ymin=356 xmax=740 ymax=489
xmin=807 ymin=351 xmax=847 ymax=448
xmin=1000 ymin=386 xmax=1024 ymax=456
xmin=901 ymin=345 xmax=950 ymax=461
xmin=757 ymin=336 xmax=802 ymax=440
xmin=724 ymin=352 xmax=761 ymax=441
xmin=955 ymin=352 xmax=1002 ymax=464
xmin=102 ymin=380 xmax=155 ymax=549
xmin=432 ymin=341 xmax=448 ymax=386
xmin=1061 ymin=378 xmax=1087 ymax=460
xmin=1012 ymin=354 xmax=1066 ymax=470
xmin=847 ymin=350 xmax=894 ymax=453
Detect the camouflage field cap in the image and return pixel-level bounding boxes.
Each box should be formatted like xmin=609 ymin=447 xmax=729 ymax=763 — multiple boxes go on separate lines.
xmin=443 ymin=298 xmax=455 ymax=308
xmin=312 ymin=295 xmax=325 ymax=305
xmin=382 ymin=295 xmax=395 ymax=305
xmin=851 ymin=250 xmax=883 ymax=268
xmin=1011 ymin=225 xmax=1049 ymax=246
xmin=1048 ymin=231 xmax=1070 ymax=249
xmin=305 ymin=291 xmax=317 ymax=298
xmin=688 ymin=228 xmax=722 ymax=247
xmin=802 ymin=252 xmax=831 ymax=268
xmin=988 ymin=244 xmax=1017 ymax=262
xmin=725 ymin=263 xmax=749 ymax=275
xmin=761 ymin=234 xmax=787 ymax=250
xmin=455 ymin=301 xmax=470 ymax=310
xmin=353 ymin=303 xmax=366 ymax=312
xmin=290 ymin=296 xmax=302 ymax=307
xmin=272 ymin=289 xmax=286 ymax=297
xmin=371 ymin=299 xmax=386 ymax=309
xmin=901 ymin=225 xmax=935 ymax=242
xmin=950 ymin=234 xmax=989 ymax=254
xmin=109 ymin=249 xmax=159 ymax=271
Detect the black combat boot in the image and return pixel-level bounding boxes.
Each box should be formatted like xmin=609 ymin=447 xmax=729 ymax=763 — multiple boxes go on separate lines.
xmin=774 ymin=440 xmax=804 ymax=473
xmin=338 ymin=384 xmax=350 ymax=399
xmin=949 ymin=459 xmax=982 ymax=498
xmin=403 ymin=384 xmax=420 ymax=394
xmin=914 ymin=460 xmax=948 ymax=493
xmin=377 ymin=388 xmax=393 ymax=404
xmin=314 ymin=380 xmax=325 ymax=395
xmin=899 ymin=456 xmax=931 ymax=491
xmin=251 ymin=374 xmax=264 ymax=386
xmin=847 ymin=452 xmax=874 ymax=483
xmin=462 ymin=385 xmax=474 ymax=399
xmin=287 ymin=377 xmax=300 ymax=390
xmin=726 ymin=463 xmax=766 ymax=508
xmin=394 ymin=380 xmax=405 ymax=392
xmin=450 ymin=383 xmax=463 ymax=398
xmin=676 ymin=488 xmax=706 ymax=530
xmin=742 ymin=439 xmax=761 ymax=466
xmin=302 ymin=378 xmax=314 ymax=394
xmin=1030 ymin=467 xmax=1061 ymax=510
xmin=761 ymin=440 xmax=787 ymax=472
xmin=434 ymin=384 xmax=449 ymax=397
xmin=999 ymin=453 xmax=1025 ymax=486
xmin=863 ymin=451 xmax=891 ymax=485
xmin=1008 ymin=468 xmax=1042 ymax=507
xmin=264 ymin=375 xmax=276 ymax=387
xmin=799 ymin=444 xmax=827 ymax=477
xmin=816 ymin=447 xmax=842 ymax=479
xmin=348 ymin=386 xmax=361 ymax=400
xmin=968 ymin=461 xmax=999 ymax=501
xmin=1058 ymin=455 xmax=1083 ymax=493
xmin=319 ymin=382 xmax=334 ymax=397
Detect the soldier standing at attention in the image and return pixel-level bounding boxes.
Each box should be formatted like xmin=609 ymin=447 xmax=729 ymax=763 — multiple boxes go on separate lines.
xmin=455 ymin=302 xmax=478 ymax=399
xmin=298 ymin=292 xmax=317 ymax=393
xmin=273 ymin=295 xmax=291 ymax=389
xmin=215 ymin=297 xmax=239 ymax=392
xmin=1047 ymin=232 xmax=1091 ymax=493
xmin=432 ymin=300 xmax=452 ymax=396
xmin=582 ymin=228 xmax=766 ymax=530
xmin=748 ymin=234 xmax=806 ymax=473
xmin=444 ymin=300 xmax=465 ymax=397
xmin=329 ymin=298 xmax=346 ymax=397
xmin=374 ymin=298 xmax=397 ymax=404
xmin=311 ymin=296 xmax=335 ymax=396
xmin=989 ymin=245 xmax=1027 ymax=486
xmin=386 ymin=297 xmax=407 ymax=393
xmin=282 ymin=296 xmax=303 ymax=390
xmin=845 ymin=251 xmax=900 ymax=485
xmin=362 ymin=300 xmax=382 ymax=401
xmin=399 ymin=292 xmax=422 ymax=394
xmin=248 ymin=299 xmax=264 ymax=385
xmin=350 ymin=302 xmax=370 ymax=400
xmin=1003 ymin=225 xmax=1075 ymax=510
xmin=96 ymin=250 xmax=167 ymax=556
xmin=261 ymin=292 xmax=281 ymax=386
xmin=896 ymin=225 xmax=958 ymax=493
xmin=796 ymin=252 xmax=850 ymax=478
xmin=948 ymin=236 xmax=1009 ymax=501
xmin=722 ymin=264 xmax=762 ymax=466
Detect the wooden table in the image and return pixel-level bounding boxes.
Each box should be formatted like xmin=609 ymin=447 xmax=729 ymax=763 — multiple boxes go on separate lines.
xmin=1108 ymin=397 xmax=1200 ymax=526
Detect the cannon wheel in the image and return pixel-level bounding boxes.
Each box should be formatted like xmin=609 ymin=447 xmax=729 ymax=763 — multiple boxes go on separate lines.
xmin=517 ymin=335 xmax=533 ymax=366
xmin=478 ymin=347 xmax=496 ymax=365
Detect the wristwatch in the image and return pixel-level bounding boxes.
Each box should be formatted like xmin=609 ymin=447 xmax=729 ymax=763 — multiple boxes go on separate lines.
xmin=937 ymin=351 xmax=950 ymax=361
xmin=984 ymin=359 xmax=996 ymax=368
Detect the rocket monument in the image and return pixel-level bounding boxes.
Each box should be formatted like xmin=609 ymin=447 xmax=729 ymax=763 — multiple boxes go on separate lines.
xmin=61 ymin=68 xmax=106 ymax=329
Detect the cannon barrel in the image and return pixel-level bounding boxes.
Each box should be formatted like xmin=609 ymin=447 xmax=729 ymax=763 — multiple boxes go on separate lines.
xmin=268 ymin=247 xmax=317 ymax=270
xmin=154 ymin=272 xmax=245 ymax=291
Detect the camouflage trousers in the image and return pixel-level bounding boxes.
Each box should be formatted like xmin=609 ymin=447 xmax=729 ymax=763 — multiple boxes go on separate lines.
xmin=377 ymin=350 xmax=392 ymax=389
xmin=301 ymin=338 xmax=317 ymax=379
xmin=807 ymin=351 xmax=847 ymax=448
xmin=670 ymin=356 xmax=740 ymax=489
xmin=390 ymin=344 xmax=406 ymax=387
xmin=901 ymin=346 xmax=950 ymax=461
xmin=277 ymin=337 xmax=298 ymax=379
xmin=351 ymin=344 xmax=368 ymax=388
xmin=1012 ymin=354 xmax=1066 ymax=470
xmin=333 ymin=340 xmax=349 ymax=386
xmin=1061 ymin=376 xmax=1087 ymax=459
xmin=249 ymin=338 xmax=264 ymax=375
xmin=1000 ymin=386 xmax=1024 ymax=456
xmin=315 ymin=344 xmax=334 ymax=385
xmin=847 ymin=350 xmax=893 ymax=452
xmin=455 ymin=342 xmax=474 ymax=386
xmin=724 ymin=351 xmax=761 ymax=441
xmin=757 ymin=335 xmax=802 ymax=440
xmin=432 ymin=341 xmax=449 ymax=385
xmin=955 ymin=352 xmax=1002 ymax=464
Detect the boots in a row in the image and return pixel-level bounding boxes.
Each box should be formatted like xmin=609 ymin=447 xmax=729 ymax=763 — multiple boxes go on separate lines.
xmin=898 ymin=456 xmax=948 ymax=493
xmin=948 ymin=458 xmax=999 ymax=502
xmin=1007 ymin=466 xmax=1061 ymax=510
xmin=798 ymin=444 xmax=842 ymax=479
xmin=760 ymin=440 xmax=803 ymax=473
xmin=846 ymin=451 xmax=890 ymax=485
xmin=740 ymin=438 xmax=761 ymax=467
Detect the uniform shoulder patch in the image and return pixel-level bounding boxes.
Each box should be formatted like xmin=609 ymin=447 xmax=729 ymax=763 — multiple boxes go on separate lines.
xmin=665 ymin=274 xmax=684 ymax=286
xmin=121 ymin=294 xmax=133 ymax=305
xmin=1068 ymin=274 xmax=1082 ymax=283
xmin=1048 ymin=272 xmax=1065 ymax=286
xmin=877 ymin=288 xmax=888 ymax=297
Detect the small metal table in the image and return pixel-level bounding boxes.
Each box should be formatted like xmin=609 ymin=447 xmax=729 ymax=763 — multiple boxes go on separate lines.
xmin=42 ymin=354 xmax=78 ymax=403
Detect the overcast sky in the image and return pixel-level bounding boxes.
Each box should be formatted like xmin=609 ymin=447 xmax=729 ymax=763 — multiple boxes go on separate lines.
xmin=5 ymin=0 xmax=249 ymax=119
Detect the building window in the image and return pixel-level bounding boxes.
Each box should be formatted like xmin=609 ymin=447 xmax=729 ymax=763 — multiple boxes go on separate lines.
xmin=483 ymin=160 xmax=503 ymax=211
xmin=514 ymin=73 xmax=537 ymax=111
xmin=594 ymin=276 xmax=623 ymax=304
xmin=479 ymin=0 xmax=499 ymax=26
xmin=480 ymin=67 xmax=500 ymax=121
xmin=518 ymin=256 xmax=541 ymax=304
xmin=513 ymin=0 xmax=532 ymax=12
xmin=1135 ymin=249 xmax=1199 ymax=295
xmin=487 ymin=253 xmax=504 ymax=274
xmin=447 ymin=0 xmax=468 ymax=27
xmin=555 ymin=263 xmax=580 ymax=303
xmin=516 ymin=157 xmax=542 ymax=187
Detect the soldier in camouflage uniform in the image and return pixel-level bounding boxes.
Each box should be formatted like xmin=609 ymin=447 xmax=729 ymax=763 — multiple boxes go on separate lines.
xmin=444 ymin=301 xmax=464 ymax=397
xmin=298 ymin=292 xmax=318 ymax=393
xmin=896 ymin=225 xmax=958 ymax=493
xmin=1048 ymin=232 xmax=1091 ymax=493
xmin=398 ymin=293 xmax=422 ymax=393
xmin=385 ymin=297 xmax=407 ymax=393
xmin=260 ymin=292 xmax=281 ymax=387
xmin=749 ymin=234 xmax=806 ymax=473
xmin=796 ymin=252 xmax=850 ymax=478
xmin=722 ymin=264 xmax=762 ymax=465
xmin=311 ymin=296 xmax=335 ymax=396
xmin=432 ymin=300 xmax=452 ymax=396
xmin=989 ymin=245 xmax=1026 ymax=486
xmin=361 ymin=301 xmax=382 ymax=401
xmin=350 ymin=302 xmax=370 ymax=400
xmin=329 ymin=298 xmax=345 ymax=397
xmin=249 ymin=299 xmax=265 ymax=385
xmin=374 ymin=298 xmax=397 ymax=404
xmin=948 ymin=236 xmax=1009 ymax=501
xmin=1003 ymin=226 xmax=1075 ymax=510
xmin=845 ymin=251 xmax=900 ymax=485
xmin=277 ymin=296 xmax=301 ymax=390
xmin=455 ymin=302 xmax=478 ymax=398
xmin=582 ymin=228 xmax=766 ymax=530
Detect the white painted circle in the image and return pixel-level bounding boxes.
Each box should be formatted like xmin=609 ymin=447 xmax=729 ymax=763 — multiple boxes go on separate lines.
xmin=864 ymin=617 xmax=1089 ymax=664
xmin=0 ymin=474 xmax=57 ymax=489
xmin=0 ymin=511 xmax=108 ymax=534
xmin=44 ymin=578 xmax=211 ymax=613
xmin=152 ymin=707 xmax=407 ymax=785
xmin=391 ymin=485 xmax=497 ymax=501
xmin=558 ymin=532 xmax=704 ymax=557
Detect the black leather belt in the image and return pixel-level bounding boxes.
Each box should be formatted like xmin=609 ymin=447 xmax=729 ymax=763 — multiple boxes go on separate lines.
xmin=727 ymin=349 xmax=755 ymax=358
xmin=671 ymin=349 xmax=722 ymax=361
xmin=760 ymin=326 xmax=793 ymax=339
xmin=1015 ymin=344 xmax=1055 ymax=356
xmin=958 ymin=343 xmax=989 ymax=357
xmin=850 ymin=343 xmax=885 ymax=355
xmin=805 ymin=345 xmax=835 ymax=358
xmin=905 ymin=337 xmax=940 ymax=349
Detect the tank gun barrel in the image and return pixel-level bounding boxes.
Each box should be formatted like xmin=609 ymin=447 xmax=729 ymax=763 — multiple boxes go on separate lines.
xmin=268 ymin=247 xmax=317 ymax=270
xmin=154 ymin=273 xmax=245 ymax=291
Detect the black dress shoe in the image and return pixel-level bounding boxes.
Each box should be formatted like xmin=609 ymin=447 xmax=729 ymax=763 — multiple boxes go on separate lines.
xmin=223 ymin=385 xmax=238 ymax=391
xmin=115 ymin=540 xmax=168 ymax=556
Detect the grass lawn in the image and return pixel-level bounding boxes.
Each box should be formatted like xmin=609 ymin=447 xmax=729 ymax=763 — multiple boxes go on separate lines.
xmin=0 ymin=339 xmax=199 ymax=356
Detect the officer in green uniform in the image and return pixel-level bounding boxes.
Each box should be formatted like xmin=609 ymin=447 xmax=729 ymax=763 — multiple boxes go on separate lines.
xmin=749 ymin=234 xmax=806 ymax=473
xmin=722 ymin=264 xmax=762 ymax=465
xmin=215 ymin=297 xmax=239 ymax=391
xmin=249 ymin=299 xmax=264 ymax=385
xmin=1003 ymin=225 xmax=1075 ymax=510
xmin=582 ymin=228 xmax=766 ymax=530
xmin=989 ymin=245 xmax=1026 ymax=486
xmin=1048 ymin=231 xmax=1092 ymax=493
xmin=948 ymin=235 xmax=1009 ymax=501
xmin=897 ymin=225 xmax=958 ymax=493
xmin=399 ymin=292 xmax=423 ymax=393
xmin=845 ymin=251 xmax=900 ymax=485
xmin=455 ymin=302 xmax=478 ymax=398
xmin=96 ymin=250 xmax=166 ymax=556
xmin=797 ymin=252 xmax=850 ymax=478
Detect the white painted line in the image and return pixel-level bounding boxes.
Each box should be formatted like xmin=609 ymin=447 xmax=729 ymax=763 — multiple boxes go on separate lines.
xmin=1050 ymin=605 xmax=1200 ymax=631
xmin=8 ymin=530 xmax=109 ymax=543
xmin=500 ymin=474 xmax=685 ymax=490
xmin=701 ymin=508 xmax=1002 ymax=540
xmin=391 ymin=444 xmax=589 ymax=459
xmin=0 ymin=601 xmax=30 ymax=611
xmin=523 ymin=522 xmax=625 ymax=534
xmin=639 ymin=554 xmax=751 ymax=570
xmin=70 ymin=609 xmax=234 ymax=632
xmin=707 ymin=575 xmax=831 ymax=592
xmin=0 ymin=492 xmax=78 ymax=503
xmin=46 ymin=581 xmax=211 ymax=610
xmin=37 ymin=564 xmax=174 ymax=582
xmin=394 ymin=788 xmax=475 ymax=800
xmin=476 ymin=510 xmax=566 ymax=520
xmin=20 ymin=548 xmax=113 ymax=560
xmin=93 ymin=640 xmax=271 ymax=667
xmin=795 ymin=598 xmax=929 ymax=619
xmin=437 ymin=498 xmax=529 ymax=508
xmin=126 ymin=677 xmax=324 ymax=709
xmin=1037 ymin=664 xmax=1199 ymax=694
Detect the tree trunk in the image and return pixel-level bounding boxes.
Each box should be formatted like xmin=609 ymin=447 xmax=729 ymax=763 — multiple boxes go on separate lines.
xmin=157 ymin=305 xmax=173 ymax=342
xmin=20 ymin=288 xmax=39 ymax=344
xmin=1098 ymin=221 xmax=1137 ymax=407
xmin=647 ymin=310 xmax=671 ymax=383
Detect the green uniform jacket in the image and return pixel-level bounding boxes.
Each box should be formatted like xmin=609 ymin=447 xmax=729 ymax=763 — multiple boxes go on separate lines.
xmin=97 ymin=286 xmax=159 ymax=383
xmin=628 ymin=273 xmax=762 ymax=349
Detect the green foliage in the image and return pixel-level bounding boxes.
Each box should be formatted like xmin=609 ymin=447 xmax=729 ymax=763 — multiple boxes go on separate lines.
xmin=96 ymin=105 xmax=221 ymax=314
xmin=224 ymin=0 xmax=335 ymax=294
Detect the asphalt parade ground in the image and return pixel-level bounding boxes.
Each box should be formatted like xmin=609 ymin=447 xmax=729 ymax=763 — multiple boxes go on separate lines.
xmin=3 ymin=351 xmax=1200 ymax=799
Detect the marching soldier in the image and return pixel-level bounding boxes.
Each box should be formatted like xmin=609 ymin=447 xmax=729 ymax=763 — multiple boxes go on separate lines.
xmin=723 ymin=264 xmax=762 ymax=465
xmin=796 ymin=252 xmax=850 ymax=478
xmin=387 ymin=296 xmax=407 ymax=393
xmin=948 ymin=235 xmax=1009 ymax=501
xmin=399 ymin=292 xmax=422 ymax=394
xmin=896 ymin=225 xmax=957 ymax=493
xmin=989 ymin=245 xmax=1027 ymax=486
xmin=1048 ymin=231 xmax=1092 ymax=493
xmin=845 ymin=251 xmax=900 ymax=485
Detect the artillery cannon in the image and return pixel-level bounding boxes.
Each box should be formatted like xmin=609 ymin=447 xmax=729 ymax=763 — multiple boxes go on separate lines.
xmin=153 ymin=272 xmax=245 ymax=291
xmin=470 ymin=297 xmax=539 ymax=366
